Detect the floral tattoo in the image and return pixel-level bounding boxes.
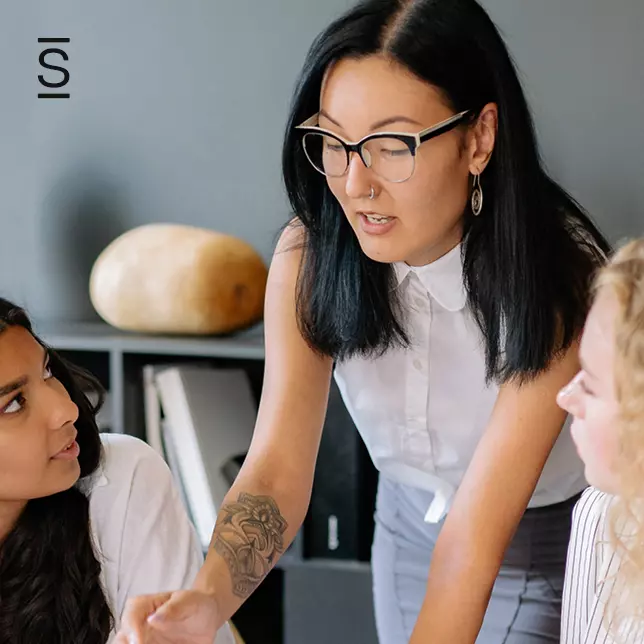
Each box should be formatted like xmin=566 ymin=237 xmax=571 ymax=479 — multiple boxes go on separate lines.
xmin=213 ymin=492 xmax=288 ymax=598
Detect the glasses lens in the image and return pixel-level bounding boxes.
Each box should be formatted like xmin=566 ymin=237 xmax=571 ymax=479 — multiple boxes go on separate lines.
xmin=302 ymin=133 xmax=347 ymax=177
xmin=363 ymin=137 xmax=414 ymax=182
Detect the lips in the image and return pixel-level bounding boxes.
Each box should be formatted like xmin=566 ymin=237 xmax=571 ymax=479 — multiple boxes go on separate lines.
xmin=357 ymin=210 xmax=391 ymax=218
xmin=357 ymin=210 xmax=394 ymax=222
xmin=54 ymin=432 xmax=78 ymax=457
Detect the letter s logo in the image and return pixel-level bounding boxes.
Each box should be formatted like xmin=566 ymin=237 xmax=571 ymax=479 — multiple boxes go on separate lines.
xmin=38 ymin=48 xmax=70 ymax=88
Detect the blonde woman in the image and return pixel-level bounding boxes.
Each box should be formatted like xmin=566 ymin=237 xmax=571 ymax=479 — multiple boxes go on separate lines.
xmin=558 ymin=238 xmax=644 ymax=643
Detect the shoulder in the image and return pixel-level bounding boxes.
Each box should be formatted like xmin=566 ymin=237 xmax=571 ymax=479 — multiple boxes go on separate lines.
xmin=568 ymin=486 xmax=615 ymax=577
xmin=572 ymin=486 xmax=612 ymax=528
xmin=272 ymin=220 xmax=307 ymax=277
xmin=99 ymin=433 xmax=170 ymax=480
xmin=266 ymin=220 xmax=308 ymax=293
xmin=276 ymin=218 xmax=306 ymax=253
xmin=82 ymin=433 xmax=175 ymax=507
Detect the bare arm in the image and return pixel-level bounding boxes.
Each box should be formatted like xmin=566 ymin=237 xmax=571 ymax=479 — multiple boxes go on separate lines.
xmin=194 ymin=223 xmax=333 ymax=625
xmin=409 ymin=342 xmax=581 ymax=643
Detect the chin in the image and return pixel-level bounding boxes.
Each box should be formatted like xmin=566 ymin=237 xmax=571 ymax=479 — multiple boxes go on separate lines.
xmin=48 ymin=461 xmax=82 ymax=495
xmin=356 ymin=236 xmax=408 ymax=264
xmin=584 ymin=466 xmax=619 ymax=496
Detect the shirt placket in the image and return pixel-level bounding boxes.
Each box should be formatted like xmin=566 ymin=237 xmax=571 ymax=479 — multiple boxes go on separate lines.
xmin=402 ymin=273 xmax=434 ymax=469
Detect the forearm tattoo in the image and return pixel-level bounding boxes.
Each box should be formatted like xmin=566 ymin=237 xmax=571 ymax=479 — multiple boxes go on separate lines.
xmin=213 ymin=492 xmax=288 ymax=598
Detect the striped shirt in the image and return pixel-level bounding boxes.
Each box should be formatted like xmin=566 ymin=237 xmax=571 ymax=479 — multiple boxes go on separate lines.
xmin=562 ymin=487 xmax=643 ymax=643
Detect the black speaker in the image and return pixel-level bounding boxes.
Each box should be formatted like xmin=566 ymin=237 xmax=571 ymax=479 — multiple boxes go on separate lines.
xmin=303 ymin=379 xmax=379 ymax=561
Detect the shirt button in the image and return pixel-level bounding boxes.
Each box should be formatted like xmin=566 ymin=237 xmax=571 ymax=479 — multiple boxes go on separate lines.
xmin=414 ymin=296 xmax=426 ymax=308
xmin=413 ymin=359 xmax=423 ymax=371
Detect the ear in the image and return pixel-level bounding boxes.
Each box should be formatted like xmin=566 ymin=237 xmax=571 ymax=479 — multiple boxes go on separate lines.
xmin=467 ymin=103 xmax=498 ymax=175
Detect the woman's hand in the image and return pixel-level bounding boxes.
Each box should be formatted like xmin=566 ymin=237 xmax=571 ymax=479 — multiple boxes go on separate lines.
xmin=114 ymin=589 xmax=220 ymax=644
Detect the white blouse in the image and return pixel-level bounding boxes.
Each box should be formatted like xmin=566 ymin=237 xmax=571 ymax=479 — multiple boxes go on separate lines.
xmin=84 ymin=433 xmax=234 ymax=644
xmin=334 ymin=242 xmax=586 ymax=523
xmin=562 ymin=487 xmax=644 ymax=643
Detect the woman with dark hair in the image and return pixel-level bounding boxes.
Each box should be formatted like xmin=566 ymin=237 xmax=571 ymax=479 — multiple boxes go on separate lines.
xmin=117 ymin=1 xmax=610 ymax=642
xmin=0 ymin=298 xmax=235 ymax=644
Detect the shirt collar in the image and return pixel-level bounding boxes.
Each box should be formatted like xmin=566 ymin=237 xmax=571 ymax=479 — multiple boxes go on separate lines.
xmin=393 ymin=243 xmax=467 ymax=312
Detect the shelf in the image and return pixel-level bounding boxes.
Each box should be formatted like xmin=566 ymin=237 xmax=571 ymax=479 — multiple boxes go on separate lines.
xmin=35 ymin=320 xmax=265 ymax=360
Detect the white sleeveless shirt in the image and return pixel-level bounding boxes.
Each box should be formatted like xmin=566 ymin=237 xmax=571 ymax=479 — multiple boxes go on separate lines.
xmin=334 ymin=243 xmax=586 ymax=524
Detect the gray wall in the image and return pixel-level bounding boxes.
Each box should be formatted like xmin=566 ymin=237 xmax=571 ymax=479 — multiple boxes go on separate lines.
xmin=482 ymin=0 xmax=644 ymax=240
xmin=2 ymin=0 xmax=643 ymax=322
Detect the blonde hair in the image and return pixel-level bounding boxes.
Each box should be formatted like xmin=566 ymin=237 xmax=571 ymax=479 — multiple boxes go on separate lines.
xmin=594 ymin=238 xmax=644 ymax=638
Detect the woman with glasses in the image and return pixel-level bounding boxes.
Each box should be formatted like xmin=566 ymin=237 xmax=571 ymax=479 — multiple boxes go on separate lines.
xmin=117 ymin=1 xmax=610 ymax=643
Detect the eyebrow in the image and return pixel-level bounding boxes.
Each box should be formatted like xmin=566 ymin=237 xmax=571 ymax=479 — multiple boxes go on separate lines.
xmin=318 ymin=109 xmax=423 ymax=131
xmin=0 ymin=347 xmax=49 ymax=399
xmin=0 ymin=376 xmax=28 ymax=399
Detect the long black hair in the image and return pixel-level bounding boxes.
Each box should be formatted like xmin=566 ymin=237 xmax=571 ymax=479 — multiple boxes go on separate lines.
xmin=0 ymin=298 xmax=113 ymax=643
xmin=282 ymin=0 xmax=610 ymax=382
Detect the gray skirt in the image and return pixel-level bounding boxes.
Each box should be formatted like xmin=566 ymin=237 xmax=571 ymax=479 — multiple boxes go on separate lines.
xmin=371 ymin=476 xmax=579 ymax=643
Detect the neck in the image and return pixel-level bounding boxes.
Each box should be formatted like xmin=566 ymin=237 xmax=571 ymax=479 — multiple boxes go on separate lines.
xmin=405 ymin=223 xmax=463 ymax=267
xmin=0 ymin=500 xmax=27 ymax=545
